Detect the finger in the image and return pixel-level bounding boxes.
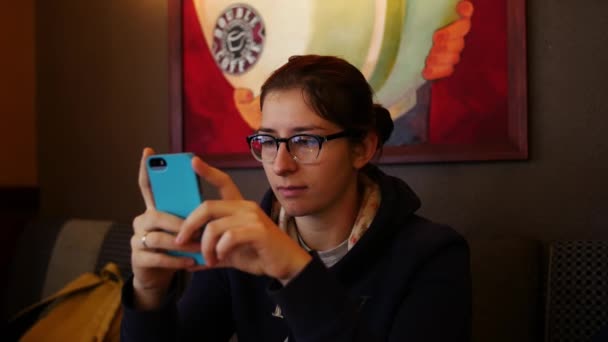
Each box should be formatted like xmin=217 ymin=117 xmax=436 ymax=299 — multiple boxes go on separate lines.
xmin=131 ymin=230 xmax=200 ymax=252
xmin=214 ymin=226 xmax=259 ymax=263
xmin=186 ymin=265 xmax=209 ymax=272
xmin=457 ymin=0 xmax=474 ymax=19
xmin=138 ymin=147 xmax=156 ymax=210
xmin=132 ymin=249 xmax=196 ymax=269
xmin=198 ymin=214 xmax=257 ymax=266
xmin=133 ymin=209 xmax=185 ymax=235
xmin=433 ymin=18 xmax=471 ymax=42
xmin=177 ymin=200 xmax=258 ymax=244
xmin=192 ymin=157 xmax=243 ymax=201
xmin=199 ymin=217 xmax=228 ymax=266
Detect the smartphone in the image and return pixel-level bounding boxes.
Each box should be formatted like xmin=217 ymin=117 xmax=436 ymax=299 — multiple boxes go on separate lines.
xmin=146 ymin=153 xmax=205 ymax=265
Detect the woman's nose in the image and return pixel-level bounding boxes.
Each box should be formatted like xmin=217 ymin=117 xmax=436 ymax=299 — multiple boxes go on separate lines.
xmin=272 ymin=142 xmax=297 ymax=175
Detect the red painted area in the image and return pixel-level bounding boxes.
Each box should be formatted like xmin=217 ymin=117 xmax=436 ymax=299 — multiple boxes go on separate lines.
xmin=429 ymin=0 xmax=508 ymax=144
xmin=183 ymin=0 xmax=252 ymax=155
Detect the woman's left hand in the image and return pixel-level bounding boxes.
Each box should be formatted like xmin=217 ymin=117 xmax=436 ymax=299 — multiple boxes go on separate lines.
xmin=175 ymin=157 xmax=312 ymax=284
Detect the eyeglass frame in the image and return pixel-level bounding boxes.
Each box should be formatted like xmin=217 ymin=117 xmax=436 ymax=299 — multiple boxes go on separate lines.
xmin=245 ymin=130 xmax=354 ymax=163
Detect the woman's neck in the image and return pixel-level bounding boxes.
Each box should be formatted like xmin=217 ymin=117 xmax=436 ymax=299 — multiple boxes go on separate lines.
xmin=294 ymin=176 xmax=361 ymax=251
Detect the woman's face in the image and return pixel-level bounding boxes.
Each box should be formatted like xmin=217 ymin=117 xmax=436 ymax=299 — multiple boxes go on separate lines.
xmin=259 ymin=88 xmax=360 ymax=218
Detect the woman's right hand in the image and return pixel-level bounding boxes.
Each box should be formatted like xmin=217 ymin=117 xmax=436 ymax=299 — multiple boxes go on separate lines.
xmin=130 ymin=148 xmax=200 ymax=309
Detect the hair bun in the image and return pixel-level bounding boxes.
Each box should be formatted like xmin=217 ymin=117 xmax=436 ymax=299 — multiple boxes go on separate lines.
xmin=373 ymin=104 xmax=394 ymax=146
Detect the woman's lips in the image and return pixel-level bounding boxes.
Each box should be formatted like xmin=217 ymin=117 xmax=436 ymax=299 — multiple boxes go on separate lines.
xmin=276 ymin=186 xmax=307 ymax=198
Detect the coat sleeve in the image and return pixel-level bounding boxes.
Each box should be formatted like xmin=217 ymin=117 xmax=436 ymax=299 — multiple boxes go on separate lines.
xmin=268 ymin=239 xmax=471 ymax=342
xmin=120 ymin=269 xmax=234 ymax=341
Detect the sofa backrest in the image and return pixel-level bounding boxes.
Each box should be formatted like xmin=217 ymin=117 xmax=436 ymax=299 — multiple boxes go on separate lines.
xmin=1 ymin=219 xmax=132 ymax=321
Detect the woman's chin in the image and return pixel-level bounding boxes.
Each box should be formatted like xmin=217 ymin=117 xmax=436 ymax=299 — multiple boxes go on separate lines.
xmin=279 ymin=201 xmax=313 ymax=218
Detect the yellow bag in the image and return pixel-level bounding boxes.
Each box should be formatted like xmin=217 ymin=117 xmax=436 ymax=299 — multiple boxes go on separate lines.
xmin=8 ymin=262 xmax=123 ymax=342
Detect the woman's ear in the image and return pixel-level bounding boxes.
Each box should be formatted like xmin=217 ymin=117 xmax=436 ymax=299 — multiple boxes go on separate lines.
xmin=352 ymin=132 xmax=379 ymax=170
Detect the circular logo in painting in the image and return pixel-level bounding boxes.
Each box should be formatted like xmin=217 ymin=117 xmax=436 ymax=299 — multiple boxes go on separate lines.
xmin=211 ymin=4 xmax=265 ymax=75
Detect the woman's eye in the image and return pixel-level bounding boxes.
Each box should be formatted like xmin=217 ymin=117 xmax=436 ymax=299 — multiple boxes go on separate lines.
xmin=292 ymin=137 xmax=311 ymax=145
xmin=292 ymin=137 xmax=315 ymax=146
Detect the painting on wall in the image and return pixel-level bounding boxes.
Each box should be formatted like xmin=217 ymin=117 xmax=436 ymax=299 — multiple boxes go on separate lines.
xmin=169 ymin=0 xmax=527 ymax=167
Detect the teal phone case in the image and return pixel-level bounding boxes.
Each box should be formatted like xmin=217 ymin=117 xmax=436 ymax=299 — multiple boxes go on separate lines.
xmin=146 ymin=153 xmax=205 ymax=265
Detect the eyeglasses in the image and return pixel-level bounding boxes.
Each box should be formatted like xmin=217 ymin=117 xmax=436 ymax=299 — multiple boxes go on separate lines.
xmin=246 ymin=131 xmax=352 ymax=163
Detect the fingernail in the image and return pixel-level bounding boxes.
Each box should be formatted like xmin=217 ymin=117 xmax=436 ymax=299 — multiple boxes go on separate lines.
xmin=175 ymin=235 xmax=183 ymax=244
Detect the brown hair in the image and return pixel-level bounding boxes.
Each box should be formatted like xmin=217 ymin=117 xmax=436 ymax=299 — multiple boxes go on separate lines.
xmin=260 ymin=55 xmax=393 ymax=150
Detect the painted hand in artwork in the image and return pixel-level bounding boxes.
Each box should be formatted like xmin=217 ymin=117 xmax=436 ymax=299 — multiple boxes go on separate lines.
xmin=231 ymin=0 xmax=476 ymax=130
xmin=234 ymin=87 xmax=262 ymax=130
xmin=422 ymin=0 xmax=474 ymax=80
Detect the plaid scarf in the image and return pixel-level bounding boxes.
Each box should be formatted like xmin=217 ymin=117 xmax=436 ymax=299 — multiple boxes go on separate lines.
xmin=271 ymin=174 xmax=381 ymax=251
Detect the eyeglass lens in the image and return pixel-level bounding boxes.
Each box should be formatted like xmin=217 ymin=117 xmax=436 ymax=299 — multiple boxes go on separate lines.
xmin=250 ymin=135 xmax=321 ymax=162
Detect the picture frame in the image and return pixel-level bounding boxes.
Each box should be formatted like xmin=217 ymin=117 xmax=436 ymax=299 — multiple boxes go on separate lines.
xmin=168 ymin=0 xmax=527 ymax=168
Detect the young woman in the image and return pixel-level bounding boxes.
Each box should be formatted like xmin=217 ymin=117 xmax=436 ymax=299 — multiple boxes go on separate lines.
xmin=121 ymin=55 xmax=471 ymax=341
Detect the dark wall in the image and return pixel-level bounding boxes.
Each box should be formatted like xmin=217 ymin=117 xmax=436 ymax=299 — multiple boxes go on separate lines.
xmin=1 ymin=1 xmax=36 ymax=187
xmin=37 ymin=0 xmax=608 ymax=241
xmin=37 ymin=0 xmax=171 ymax=220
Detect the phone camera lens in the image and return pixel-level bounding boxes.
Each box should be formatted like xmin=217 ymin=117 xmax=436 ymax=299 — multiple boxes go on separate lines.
xmin=149 ymin=157 xmax=167 ymax=168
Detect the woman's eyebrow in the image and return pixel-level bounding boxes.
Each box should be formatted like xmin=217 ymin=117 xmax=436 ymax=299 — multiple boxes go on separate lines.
xmin=257 ymin=125 xmax=326 ymax=134
xmin=293 ymin=126 xmax=326 ymax=133
xmin=257 ymin=127 xmax=276 ymax=133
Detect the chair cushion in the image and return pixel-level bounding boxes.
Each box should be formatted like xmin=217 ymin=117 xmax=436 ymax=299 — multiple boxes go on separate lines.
xmin=545 ymin=241 xmax=608 ymax=341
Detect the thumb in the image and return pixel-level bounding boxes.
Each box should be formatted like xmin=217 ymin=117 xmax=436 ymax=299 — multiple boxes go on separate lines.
xmin=192 ymin=156 xmax=244 ymax=200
